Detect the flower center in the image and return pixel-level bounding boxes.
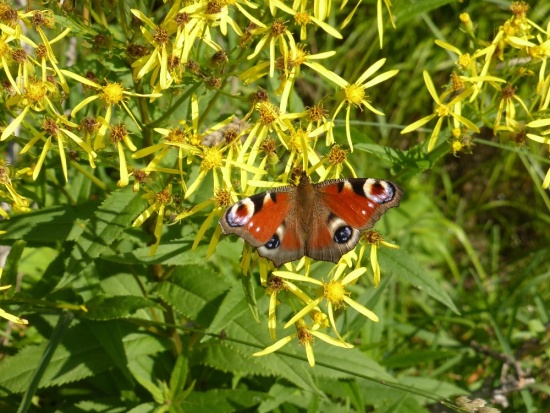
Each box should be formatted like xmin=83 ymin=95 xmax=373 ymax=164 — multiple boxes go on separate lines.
xmin=102 ymin=82 xmax=125 ymax=105
xmin=344 ymin=84 xmax=365 ymax=105
xmin=24 ymin=81 xmax=48 ymax=104
xmin=324 ymin=280 xmax=347 ymax=305
xmin=436 ymin=104 xmax=450 ymax=117
xmin=201 ymin=147 xmax=223 ymax=170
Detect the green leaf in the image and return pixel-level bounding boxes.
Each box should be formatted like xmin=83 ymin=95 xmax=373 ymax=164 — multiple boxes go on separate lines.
xmin=241 ymin=274 xmax=259 ymax=322
xmin=169 ymin=354 xmax=189 ymax=397
xmin=58 ymin=187 xmax=146 ymax=290
xmin=382 ymin=350 xmax=455 ymax=369
xmin=155 ymin=266 xmax=231 ymax=323
xmin=2 ymin=239 xmax=26 ymax=292
xmin=0 ymin=319 xmax=168 ymax=395
xmin=18 ymin=312 xmax=74 ymax=413
xmin=394 ymin=0 xmax=456 ymax=24
xmin=83 ymin=296 xmax=161 ymax=320
xmin=0 ymin=203 xmax=98 ymax=244
xmin=378 ymin=248 xmax=459 ymax=314
xmin=354 ymin=143 xmax=447 ymax=175
xmin=182 ymin=389 xmax=269 ymax=412
xmin=203 ymin=282 xmax=252 ymax=342
xmin=87 ymin=320 xmax=133 ymax=384
xmin=102 ymin=241 xmax=209 ymax=266
xmin=221 ymin=314 xmax=321 ymax=393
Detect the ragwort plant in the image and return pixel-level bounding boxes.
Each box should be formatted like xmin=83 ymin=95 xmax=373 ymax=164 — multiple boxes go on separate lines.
xmin=401 ymin=3 xmax=550 ymax=189
xmin=1 ymin=0 xmax=405 ymax=364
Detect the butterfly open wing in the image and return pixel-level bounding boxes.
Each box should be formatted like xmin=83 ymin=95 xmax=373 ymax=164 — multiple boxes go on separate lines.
xmin=304 ymin=178 xmax=403 ymax=263
xmin=220 ymin=188 xmax=306 ymax=266
xmin=220 ymin=177 xmax=403 ymax=267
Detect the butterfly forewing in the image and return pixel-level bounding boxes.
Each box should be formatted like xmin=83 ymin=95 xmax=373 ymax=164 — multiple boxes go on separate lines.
xmin=220 ymin=189 xmax=293 ymax=247
xmin=316 ymin=178 xmax=402 ymax=230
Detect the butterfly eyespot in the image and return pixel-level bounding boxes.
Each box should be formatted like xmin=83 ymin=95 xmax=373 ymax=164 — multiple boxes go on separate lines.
xmin=265 ymin=233 xmax=281 ymax=249
xmin=334 ymin=226 xmax=353 ymax=244
xmin=225 ymin=199 xmax=255 ymax=227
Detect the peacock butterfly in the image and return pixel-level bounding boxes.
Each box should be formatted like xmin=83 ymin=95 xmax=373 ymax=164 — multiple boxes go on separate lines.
xmin=219 ymin=174 xmax=403 ymax=267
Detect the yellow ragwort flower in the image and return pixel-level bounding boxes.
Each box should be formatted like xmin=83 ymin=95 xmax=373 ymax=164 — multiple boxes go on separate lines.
xmin=310 ymin=58 xmax=398 ymax=151
xmin=132 ymin=184 xmax=173 ymax=255
xmin=401 ymin=70 xmax=479 ymax=152
xmin=19 ymin=115 xmax=96 ymax=182
xmin=275 ymin=265 xmax=378 ymax=342
xmin=253 ymin=318 xmax=349 ymax=367
xmin=60 ymin=70 xmax=161 ymax=150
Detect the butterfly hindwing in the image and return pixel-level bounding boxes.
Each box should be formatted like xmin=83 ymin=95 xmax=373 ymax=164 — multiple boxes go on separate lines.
xmin=257 ymin=217 xmax=305 ymax=267
xmin=305 ymin=212 xmax=362 ymax=263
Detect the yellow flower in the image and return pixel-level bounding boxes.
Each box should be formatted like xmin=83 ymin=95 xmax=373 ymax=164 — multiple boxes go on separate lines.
xmin=0 ymin=161 xmax=29 ymax=213
xmin=340 ymin=0 xmax=396 ymax=49
xmin=262 ymin=273 xmax=326 ymax=340
xmin=179 ymin=0 xmax=264 ymax=37
xmin=239 ymin=46 xmax=336 ymax=115
xmin=401 ymin=70 xmax=479 ymax=152
xmin=493 ymin=84 xmax=531 ymax=134
xmin=19 ymin=116 xmax=96 ymax=182
xmin=358 ymin=230 xmax=399 ymax=287
xmin=1 ymin=77 xmax=59 ymax=141
xmin=247 ymin=18 xmax=297 ymax=78
xmin=253 ymin=319 xmax=350 ymax=367
xmin=269 ymin=0 xmax=342 ymax=41
xmin=60 ymin=70 xmax=161 ymax=150
xmin=313 ymin=58 xmax=398 ymax=151
xmin=129 ymin=7 xmax=196 ymax=91
xmin=103 ymin=123 xmax=137 ymax=187
xmin=132 ymin=184 xmax=173 ymax=255
xmin=275 ymin=265 xmax=378 ymax=342
xmin=526 ymin=118 xmax=550 ymax=188
xmin=132 ymin=124 xmax=200 ymax=184
xmin=236 ymin=99 xmax=290 ymax=191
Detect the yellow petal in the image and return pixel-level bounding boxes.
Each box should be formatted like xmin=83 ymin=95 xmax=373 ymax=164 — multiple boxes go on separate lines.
xmin=253 ymin=334 xmax=295 ymax=356
xmin=343 ymin=296 xmax=379 ymax=322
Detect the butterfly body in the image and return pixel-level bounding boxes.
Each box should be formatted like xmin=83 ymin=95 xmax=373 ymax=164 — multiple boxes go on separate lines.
xmin=219 ymin=175 xmax=402 ymax=267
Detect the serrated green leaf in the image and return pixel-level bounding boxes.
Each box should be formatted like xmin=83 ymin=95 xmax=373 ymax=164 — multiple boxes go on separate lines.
xmin=87 ymin=320 xmax=133 ymax=384
xmin=58 ymin=187 xmax=146 ymax=290
xmin=354 ymin=143 xmax=446 ymax=174
xmin=203 ymin=282 xmax=251 ymax=342
xmin=84 ymin=296 xmax=161 ymax=320
xmin=182 ymin=389 xmax=268 ymax=412
xmin=102 ymin=241 xmax=209 ymax=266
xmin=0 ymin=203 xmax=97 ymax=244
xmin=201 ymin=341 xmax=272 ymax=377
xmin=155 ymin=266 xmax=230 ymax=323
xmin=0 ymin=319 xmax=168 ymax=395
xmin=378 ymin=248 xmax=459 ymax=314
xmin=222 ymin=313 xmax=321 ymax=393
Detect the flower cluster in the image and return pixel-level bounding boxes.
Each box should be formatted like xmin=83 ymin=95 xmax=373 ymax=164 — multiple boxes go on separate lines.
xmin=0 ymin=2 xmax=401 ymax=363
xmin=401 ymin=2 xmax=550 ymax=188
